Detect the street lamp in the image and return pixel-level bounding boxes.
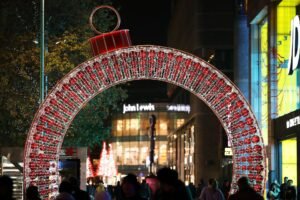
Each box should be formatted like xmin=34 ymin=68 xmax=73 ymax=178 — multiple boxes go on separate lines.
xmin=149 ymin=115 xmax=156 ymax=175
xmin=39 ymin=0 xmax=45 ymax=103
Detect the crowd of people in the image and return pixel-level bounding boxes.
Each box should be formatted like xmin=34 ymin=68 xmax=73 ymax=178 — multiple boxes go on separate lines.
xmin=0 ymin=170 xmax=299 ymax=200
xmin=267 ymin=177 xmax=297 ymax=200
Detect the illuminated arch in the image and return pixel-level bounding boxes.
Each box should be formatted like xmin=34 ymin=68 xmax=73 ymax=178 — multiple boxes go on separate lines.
xmin=24 ymin=45 xmax=266 ymax=199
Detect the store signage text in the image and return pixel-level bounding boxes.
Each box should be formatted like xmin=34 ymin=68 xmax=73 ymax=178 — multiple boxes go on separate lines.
xmin=122 ymin=103 xmax=191 ymax=114
xmin=123 ymin=103 xmax=155 ymax=114
xmin=224 ymin=147 xmax=232 ymax=156
xmin=286 ymin=115 xmax=300 ymax=129
xmin=288 ymin=15 xmax=300 ymax=75
xmin=166 ymin=104 xmax=190 ymax=113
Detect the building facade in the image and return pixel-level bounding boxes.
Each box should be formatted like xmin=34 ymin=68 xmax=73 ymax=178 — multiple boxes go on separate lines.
xmin=166 ymin=0 xmax=235 ymax=185
xmin=248 ymin=0 xmax=300 ymax=190
xmin=109 ymin=103 xmax=189 ymax=179
xmin=167 ymin=0 xmax=300 ymax=192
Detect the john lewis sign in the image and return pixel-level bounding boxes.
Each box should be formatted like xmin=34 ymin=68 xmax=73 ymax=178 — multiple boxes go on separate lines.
xmin=122 ymin=103 xmax=190 ymax=114
xmin=123 ymin=103 xmax=155 ymax=113
xmin=288 ymin=15 xmax=300 ymax=75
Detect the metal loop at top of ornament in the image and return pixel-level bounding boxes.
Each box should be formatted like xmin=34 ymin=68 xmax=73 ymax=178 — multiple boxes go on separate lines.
xmin=89 ymin=5 xmax=121 ymax=35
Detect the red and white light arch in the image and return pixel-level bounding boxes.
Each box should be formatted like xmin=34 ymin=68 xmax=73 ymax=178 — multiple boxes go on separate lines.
xmin=24 ymin=45 xmax=266 ymax=199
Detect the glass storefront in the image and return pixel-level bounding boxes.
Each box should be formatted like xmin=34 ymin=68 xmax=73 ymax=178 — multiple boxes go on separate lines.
xmin=168 ymin=118 xmax=195 ymax=185
xmin=249 ymin=0 xmax=300 ymax=193
xmin=275 ymin=0 xmax=300 ymax=190
xmin=112 ymin=112 xmax=185 ymax=137
xmin=281 ymin=138 xmax=297 ymax=186
xmin=251 ymin=15 xmax=269 ymax=145
xmin=112 ymin=141 xmax=168 ymax=166
xmin=277 ymin=0 xmax=300 ymax=116
xmin=274 ymin=109 xmax=300 ymax=189
xmin=110 ymin=103 xmax=189 ymax=177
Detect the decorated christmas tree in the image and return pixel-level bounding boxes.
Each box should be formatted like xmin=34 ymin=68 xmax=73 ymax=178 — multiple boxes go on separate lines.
xmin=86 ymin=156 xmax=95 ymax=178
xmin=107 ymin=144 xmax=118 ymax=177
xmin=96 ymin=142 xmax=108 ymax=176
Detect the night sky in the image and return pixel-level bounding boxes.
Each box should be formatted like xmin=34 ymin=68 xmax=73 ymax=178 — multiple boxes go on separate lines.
xmin=119 ymin=0 xmax=171 ymax=46
xmin=117 ymin=0 xmax=172 ymax=103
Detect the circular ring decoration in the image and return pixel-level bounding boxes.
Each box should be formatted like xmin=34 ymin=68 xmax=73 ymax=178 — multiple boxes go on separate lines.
xmin=89 ymin=5 xmax=121 ymax=35
xmin=23 ymin=45 xmax=267 ymax=199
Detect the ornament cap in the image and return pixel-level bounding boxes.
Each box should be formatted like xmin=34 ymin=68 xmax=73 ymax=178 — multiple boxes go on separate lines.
xmin=88 ymin=5 xmax=132 ymax=56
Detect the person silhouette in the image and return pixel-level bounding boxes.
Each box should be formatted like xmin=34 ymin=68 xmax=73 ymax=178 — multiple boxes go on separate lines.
xmin=280 ymin=177 xmax=289 ymax=199
xmin=267 ymin=181 xmax=280 ymax=200
xmin=285 ymin=179 xmax=296 ymax=200
xmin=26 ymin=185 xmax=41 ymax=200
xmin=0 ymin=175 xmax=14 ymax=200
xmin=156 ymin=167 xmax=192 ymax=200
xmin=120 ymin=173 xmax=146 ymax=200
xmin=199 ymin=178 xmax=225 ymax=200
xmin=69 ymin=177 xmax=90 ymax=200
xmin=228 ymin=177 xmax=263 ymax=200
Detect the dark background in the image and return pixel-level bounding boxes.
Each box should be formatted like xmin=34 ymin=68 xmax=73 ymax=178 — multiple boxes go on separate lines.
xmin=117 ymin=0 xmax=172 ymax=103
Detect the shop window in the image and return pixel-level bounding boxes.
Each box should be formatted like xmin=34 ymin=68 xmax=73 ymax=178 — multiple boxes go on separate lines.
xmin=130 ymin=118 xmax=139 ymax=136
xmin=277 ymin=2 xmax=300 ymax=116
xmin=158 ymin=142 xmax=167 ymax=165
xmin=116 ymin=120 xmax=123 ymax=136
xmin=139 ymin=144 xmax=148 ymax=165
xmin=176 ymin=119 xmax=185 ymax=128
xmin=140 ymin=116 xmax=149 ymax=133
xmin=158 ymin=121 xmax=168 ymax=135
xmin=259 ymin=18 xmax=269 ymax=145
xmin=281 ymin=138 xmax=297 ymax=187
xmin=123 ymin=142 xmax=139 ymax=165
xmin=123 ymin=119 xmax=130 ymax=136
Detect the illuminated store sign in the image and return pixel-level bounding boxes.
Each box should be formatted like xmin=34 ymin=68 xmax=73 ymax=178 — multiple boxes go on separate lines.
xmin=224 ymin=147 xmax=232 ymax=156
xmin=288 ymin=15 xmax=300 ymax=75
xmin=123 ymin=103 xmax=155 ymax=114
xmin=167 ymin=104 xmax=190 ymax=113
xmin=286 ymin=115 xmax=300 ymax=129
xmin=122 ymin=103 xmax=191 ymax=114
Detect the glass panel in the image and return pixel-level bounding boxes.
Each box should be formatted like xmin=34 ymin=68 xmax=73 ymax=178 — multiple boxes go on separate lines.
xmin=123 ymin=118 xmax=130 ymax=136
xmin=277 ymin=1 xmax=300 ymax=116
xmin=159 ymin=121 xmax=168 ymax=135
xmin=158 ymin=141 xmax=167 ymax=165
xmin=114 ymin=142 xmax=123 ymax=165
xmin=281 ymin=138 xmax=297 ymax=187
xmin=139 ymin=142 xmax=149 ymax=165
xmin=123 ymin=141 xmax=139 ymax=165
xmin=116 ymin=120 xmax=123 ymax=136
xmin=176 ymin=119 xmax=185 ymax=128
xmin=140 ymin=113 xmax=149 ymax=136
xmin=130 ymin=118 xmax=139 ymax=136
xmin=259 ymin=18 xmax=269 ymax=145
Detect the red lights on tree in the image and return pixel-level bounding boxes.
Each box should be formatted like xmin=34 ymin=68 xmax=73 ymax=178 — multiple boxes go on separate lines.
xmin=96 ymin=142 xmax=117 ymax=178
xmin=86 ymin=156 xmax=95 ymax=178
xmin=107 ymin=144 xmax=118 ymax=177
xmin=96 ymin=142 xmax=108 ymax=177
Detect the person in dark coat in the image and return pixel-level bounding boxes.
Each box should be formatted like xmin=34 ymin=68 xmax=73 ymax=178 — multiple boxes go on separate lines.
xmin=221 ymin=179 xmax=231 ymax=200
xmin=199 ymin=178 xmax=225 ymax=200
xmin=284 ymin=179 xmax=296 ymax=200
xmin=26 ymin=185 xmax=41 ymax=200
xmin=228 ymin=177 xmax=264 ymax=200
xmin=280 ymin=177 xmax=289 ymax=199
xmin=120 ymin=173 xmax=146 ymax=200
xmin=69 ymin=177 xmax=90 ymax=200
xmin=155 ymin=167 xmax=192 ymax=200
xmin=0 ymin=175 xmax=14 ymax=200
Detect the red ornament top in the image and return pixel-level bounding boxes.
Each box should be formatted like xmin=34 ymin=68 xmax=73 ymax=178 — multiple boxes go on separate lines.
xmin=88 ymin=5 xmax=132 ymax=56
